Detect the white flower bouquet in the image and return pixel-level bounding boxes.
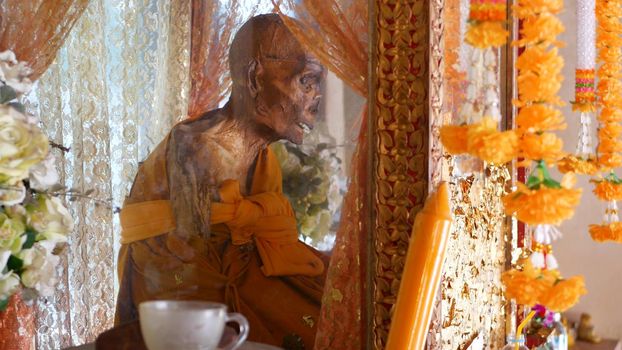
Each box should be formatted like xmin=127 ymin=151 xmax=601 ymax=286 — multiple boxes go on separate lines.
xmin=272 ymin=141 xmax=345 ymax=250
xmin=0 ymin=50 xmax=72 ymax=310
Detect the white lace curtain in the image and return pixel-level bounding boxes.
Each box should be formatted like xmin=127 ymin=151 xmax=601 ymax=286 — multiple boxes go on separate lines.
xmin=24 ymin=0 xmax=192 ymax=347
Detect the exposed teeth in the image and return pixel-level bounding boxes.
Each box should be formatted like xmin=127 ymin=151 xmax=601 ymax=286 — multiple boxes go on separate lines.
xmin=298 ymin=122 xmax=311 ymax=134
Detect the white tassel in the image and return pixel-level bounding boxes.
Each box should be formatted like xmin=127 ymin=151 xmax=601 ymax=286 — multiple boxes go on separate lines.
xmin=531 ymin=252 xmax=546 ymax=269
xmin=546 ymin=253 xmax=559 ymax=270
xmin=533 ymin=225 xmax=547 ymax=244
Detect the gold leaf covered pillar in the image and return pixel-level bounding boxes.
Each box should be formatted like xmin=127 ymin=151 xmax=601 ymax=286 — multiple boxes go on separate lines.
xmin=371 ymin=0 xmax=429 ymax=348
xmin=372 ymin=0 xmax=510 ymax=348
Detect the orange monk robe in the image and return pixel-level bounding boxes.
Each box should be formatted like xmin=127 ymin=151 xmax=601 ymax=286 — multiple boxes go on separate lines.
xmin=115 ymin=138 xmax=327 ymax=349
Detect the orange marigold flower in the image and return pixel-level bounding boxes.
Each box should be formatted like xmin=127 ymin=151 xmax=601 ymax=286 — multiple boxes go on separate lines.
xmin=517 ymin=105 xmax=566 ymax=132
xmin=597 ymin=31 xmax=622 ymax=47
xmin=598 ymin=153 xmax=622 ymax=169
xmin=589 ymin=222 xmax=622 ymax=243
xmin=440 ymin=124 xmax=469 ymax=155
xmin=512 ymin=0 xmax=563 ymax=18
xmin=516 ymin=47 xmax=564 ymax=77
xmin=503 ymin=180 xmax=582 ymax=225
xmin=598 ymin=107 xmax=622 ymax=123
xmin=502 ymin=270 xmax=549 ymax=306
xmin=541 ymin=276 xmax=587 ymax=312
xmin=515 ymin=14 xmax=565 ymax=47
xmin=465 ymin=21 xmax=508 ymax=49
xmin=520 ymin=132 xmax=564 ymax=163
xmin=598 ymin=123 xmax=622 ymax=140
xmin=557 ymin=156 xmax=599 ymax=175
xmin=597 ymin=47 xmax=622 ymax=63
xmin=517 ymin=72 xmax=564 ymax=106
xmin=466 ymin=117 xmax=518 ymax=164
xmin=592 ymin=180 xmax=622 ymax=201
xmin=597 ymin=63 xmax=622 ymax=79
xmin=597 ymin=138 xmax=622 ymax=154
xmin=596 ymin=3 xmax=622 ymax=21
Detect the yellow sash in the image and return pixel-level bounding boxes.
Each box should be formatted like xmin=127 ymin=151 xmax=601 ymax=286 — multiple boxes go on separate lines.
xmin=119 ymin=147 xmax=324 ymax=277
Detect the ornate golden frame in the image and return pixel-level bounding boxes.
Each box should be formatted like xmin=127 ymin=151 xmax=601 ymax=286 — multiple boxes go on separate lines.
xmin=368 ymin=1 xmax=515 ymax=348
xmin=369 ymin=1 xmax=430 ymax=348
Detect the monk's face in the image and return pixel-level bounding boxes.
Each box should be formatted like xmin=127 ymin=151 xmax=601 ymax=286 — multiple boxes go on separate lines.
xmin=253 ymin=56 xmax=324 ymax=145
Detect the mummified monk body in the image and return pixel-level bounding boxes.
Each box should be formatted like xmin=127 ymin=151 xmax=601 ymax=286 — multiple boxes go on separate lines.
xmin=115 ymin=14 xmax=327 ymax=349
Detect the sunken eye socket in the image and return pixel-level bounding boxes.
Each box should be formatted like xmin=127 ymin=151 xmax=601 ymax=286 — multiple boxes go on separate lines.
xmin=299 ymin=74 xmax=320 ymax=89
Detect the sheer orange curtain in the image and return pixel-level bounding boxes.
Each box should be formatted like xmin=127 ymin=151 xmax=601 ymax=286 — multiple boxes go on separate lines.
xmin=188 ymin=0 xmax=272 ymax=118
xmin=0 ymin=2 xmax=88 ymax=349
xmin=272 ymin=1 xmax=369 ymax=349
xmin=0 ymin=0 xmax=88 ymax=81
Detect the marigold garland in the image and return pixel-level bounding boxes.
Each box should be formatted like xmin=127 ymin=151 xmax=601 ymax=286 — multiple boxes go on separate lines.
xmin=503 ymin=182 xmax=582 ymax=225
xmin=440 ymin=118 xmax=518 ymax=164
xmin=540 ymin=276 xmax=588 ymax=312
xmin=465 ymin=0 xmax=509 ymax=48
xmin=595 ymin=0 xmax=622 ymax=169
xmin=558 ymin=156 xmax=599 ymax=175
xmin=588 ymin=222 xmax=622 ymax=242
xmin=520 ymin=132 xmax=565 ymax=164
xmin=592 ymin=179 xmax=622 ymax=201
xmin=502 ymin=260 xmax=587 ymax=312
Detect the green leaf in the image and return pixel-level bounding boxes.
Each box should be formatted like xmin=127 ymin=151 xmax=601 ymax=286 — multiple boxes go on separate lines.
xmin=0 ymin=85 xmax=17 ymax=103
xmin=21 ymin=229 xmax=36 ymax=249
xmin=542 ymin=178 xmax=562 ymax=189
xmin=0 ymin=298 xmax=9 ymax=312
xmin=526 ymin=175 xmax=542 ymax=189
xmin=6 ymin=255 xmax=23 ymax=273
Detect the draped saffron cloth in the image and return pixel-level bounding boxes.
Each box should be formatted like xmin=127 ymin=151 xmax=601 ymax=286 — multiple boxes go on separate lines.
xmin=115 ymin=138 xmax=327 ymax=349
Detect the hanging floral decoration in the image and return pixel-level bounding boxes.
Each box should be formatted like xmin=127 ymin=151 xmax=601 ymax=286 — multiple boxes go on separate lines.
xmin=502 ymin=259 xmax=587 ymax=312
xmin=0 ymin=51 xmax=73 ymax=310
xmin=440 ymin=0 xmax=516 ymax=165
xmin=587 ymin=0 xmax=622 ymax=244
xmin=559 ymin=0 xmax=599 ymax=174
xmin=595 ymin=0 xmax=622 ymax=170
xmin=502 ymin=0 xmax=586 ymax=313
xmin=502 ymin=162 xmax=581 ymax=225
xmin=465 ymin=0 xmax=509 ymax=48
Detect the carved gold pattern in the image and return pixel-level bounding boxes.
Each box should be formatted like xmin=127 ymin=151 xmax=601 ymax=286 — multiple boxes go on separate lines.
xmin=371 ymin=0 xmax=510 ymax=348
xmin=372 ymin=0 xmax=429 ymax=348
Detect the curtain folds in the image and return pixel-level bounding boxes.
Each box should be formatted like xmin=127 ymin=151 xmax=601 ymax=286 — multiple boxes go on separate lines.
xmin=272 ymin=1 xmax=369 ymax=348
xmin=188 ymin=0 xmax=273 ymax=117
xmin=273 ymin=0 xmax=368 ymax=96
xmin=0 ymin=2 xmax=89 ymax=350
xmin=22 ymin=1 xmax=192 ymax=347
xmin=0 ymin=0 xmax=89 ymax=81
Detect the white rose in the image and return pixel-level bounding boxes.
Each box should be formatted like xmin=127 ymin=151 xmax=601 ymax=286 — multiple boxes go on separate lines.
xmin=0 ymin=180 xmax=25 ymax=206
xmin=0 ymin=271 xmax=20 ymax=301
xmin=0 ymin=212 xmax=25 ymax=253
xmin=0 ymin=248 xmax=20 ymax=301
xmin=0 ymin=106 xmax=49 ymax=183
xmin=0 ymin=249 xmax=11 ymax=271
xmin=20 ymin=241 xmax=59 ymax=297
xmin=29 ymin=153 xmax=59 ymax=191
xmin=27 ymin=196 xmax=73 ymax=243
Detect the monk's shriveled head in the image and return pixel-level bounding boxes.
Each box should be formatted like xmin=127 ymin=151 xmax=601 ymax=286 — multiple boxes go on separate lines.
xmin=229 ymin=14 xmax=325 ymax=145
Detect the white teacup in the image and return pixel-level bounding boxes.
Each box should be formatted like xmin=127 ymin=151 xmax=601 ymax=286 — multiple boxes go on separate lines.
xmin=139 ymin=300 xmax=249 ymax=350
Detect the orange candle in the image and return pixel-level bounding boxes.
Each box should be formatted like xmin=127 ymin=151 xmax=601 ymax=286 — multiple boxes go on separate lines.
xmin=385 ymin=182 xmax=452 ymax=350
